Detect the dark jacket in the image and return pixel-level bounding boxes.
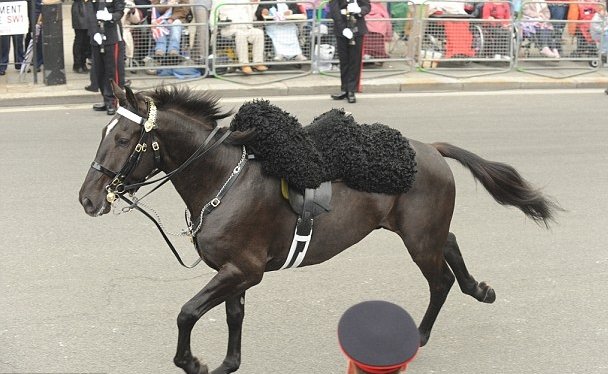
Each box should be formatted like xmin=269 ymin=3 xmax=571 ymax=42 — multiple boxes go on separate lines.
xmin=88 ymin=0 xmax=126 ymax=45
xmin=328 ymin=0 xmax=370 ymax=37
xmin=71 ymin=0 xmax=90 ymax=30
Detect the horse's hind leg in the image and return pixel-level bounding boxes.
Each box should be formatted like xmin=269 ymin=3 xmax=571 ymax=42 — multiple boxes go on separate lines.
xmin=414 ymin=254 xmax=455 ymax=347
xmin=444 ymin=232 xmax=496 ymax=303
xmin=400 ymin=227 xmax=455 ymax=346
xmin=211 ymin=292 xmax=246 ymax=374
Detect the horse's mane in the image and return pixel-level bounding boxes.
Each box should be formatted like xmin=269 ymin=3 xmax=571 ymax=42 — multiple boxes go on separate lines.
xmin=144 ymin=85 xmax=233 ymax=127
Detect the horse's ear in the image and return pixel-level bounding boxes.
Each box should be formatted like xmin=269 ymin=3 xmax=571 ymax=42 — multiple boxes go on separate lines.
xmin=111 ymin=81 xmax=127 ymax=107
xmin=125 ymin=85 xmax=138 ymax=109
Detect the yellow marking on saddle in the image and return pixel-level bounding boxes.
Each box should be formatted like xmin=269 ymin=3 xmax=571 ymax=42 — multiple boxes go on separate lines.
xmin=281 ymin=178 xmax=289 ymax=200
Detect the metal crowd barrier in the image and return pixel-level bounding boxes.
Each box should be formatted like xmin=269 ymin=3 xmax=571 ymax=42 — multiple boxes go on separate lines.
xmin=514 ymin=1 xmax=606 ymax=78
xmin=122 ymin=3 xmax=209 ymax=80
xmin=89 ymin=0 xmax=608 ymax=84
xmin=210 ymin=0 xmax=314 ymax=84
xmin=315 ymin=0 xmax=416 ymax=80
xmin=417 ymin=0 xmax=514 ymax=78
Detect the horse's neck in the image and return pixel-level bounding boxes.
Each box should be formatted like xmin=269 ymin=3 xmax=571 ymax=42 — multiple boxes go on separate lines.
xmin=158 ymin=120 xmax=238 ymax=216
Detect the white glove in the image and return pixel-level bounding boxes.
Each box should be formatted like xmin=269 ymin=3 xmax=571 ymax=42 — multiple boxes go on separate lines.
xmin=346 ymin=2 xmax=361 ymax=14
xmin=93 ymin=32 xmax=104 ymax=45
xmin=342 ymin=28 xmax=353 ymax=39
xmin=96 ymin=8 xmax=113 ymax=21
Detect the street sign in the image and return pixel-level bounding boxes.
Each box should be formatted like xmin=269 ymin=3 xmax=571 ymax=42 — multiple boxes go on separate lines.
xmin=0 ymin=0 xmax=29 ymax=36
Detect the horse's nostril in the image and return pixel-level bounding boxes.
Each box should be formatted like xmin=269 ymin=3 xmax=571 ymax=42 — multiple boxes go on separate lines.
xmin=81 ymin=196 xmax=96 ymax=215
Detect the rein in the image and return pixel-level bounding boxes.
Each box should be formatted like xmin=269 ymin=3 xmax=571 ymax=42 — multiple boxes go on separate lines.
xmin=89 ymin=98 xmax=246 ymax=268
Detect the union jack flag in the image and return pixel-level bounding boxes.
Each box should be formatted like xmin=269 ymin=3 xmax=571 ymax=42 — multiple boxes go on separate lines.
xmin=151 ymin=7 xmax=171 ymax=41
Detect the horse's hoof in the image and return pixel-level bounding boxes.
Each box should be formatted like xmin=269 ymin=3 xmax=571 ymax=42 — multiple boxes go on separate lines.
xmin=195 ymin=358 xmax=209 ymax=374
xmin=180 ymin=357 xmax=209 ymax=374
xmin=419 ymin=330 xmax=430 ymax=347
xmin=211 ymin=359 xmax=240 ymax=374
xmin=479 ymin=282 xmax=496 ymax=303
xmin=211 ymin=366 xmax=236 ymax=374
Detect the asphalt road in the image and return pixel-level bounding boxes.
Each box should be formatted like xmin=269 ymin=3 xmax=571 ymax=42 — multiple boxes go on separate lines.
xmin=1 ymin=90 xmax=606 ymax=374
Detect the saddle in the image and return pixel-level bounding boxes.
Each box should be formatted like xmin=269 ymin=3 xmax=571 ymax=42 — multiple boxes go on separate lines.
xmin=230 ymin=101 xmax=417 ymax=195
xmin=281 ymin=179 xmax=332 ymax=218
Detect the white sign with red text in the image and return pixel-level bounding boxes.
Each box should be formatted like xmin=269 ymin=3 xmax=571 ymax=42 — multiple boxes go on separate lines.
xmin=0 ymin=1 xmax=29 ymax=36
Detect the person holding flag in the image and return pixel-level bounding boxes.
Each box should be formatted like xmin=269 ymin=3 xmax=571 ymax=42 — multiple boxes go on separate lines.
xmin=88 ymin=0 xmax=126 ymax=115
xmin=150 ymin=0 xmax=190 ymax=58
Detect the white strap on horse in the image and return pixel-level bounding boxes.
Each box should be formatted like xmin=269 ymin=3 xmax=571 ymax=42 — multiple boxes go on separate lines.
xmin=116 ymin=100 xmax=157 ymax=132
xmin=117 ymin=106 xmax=144 ymax=125
xmin=280 ymin=222 xmax=313 ymax=270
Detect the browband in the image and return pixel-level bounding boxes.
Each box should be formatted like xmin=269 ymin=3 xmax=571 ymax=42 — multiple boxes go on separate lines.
xmin=116 ymin=99 xmax=157 ymax=132
xmin=116 ymin=106 xmax=145 ymax=126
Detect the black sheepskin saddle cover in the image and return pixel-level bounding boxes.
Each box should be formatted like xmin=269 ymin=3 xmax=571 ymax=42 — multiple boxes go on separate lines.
xmin=229 ymin=100 xmax=417 ymax=194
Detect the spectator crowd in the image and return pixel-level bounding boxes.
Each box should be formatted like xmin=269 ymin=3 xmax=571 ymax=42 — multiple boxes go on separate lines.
xmin=1 ymin=0 xmax=607 ymax=79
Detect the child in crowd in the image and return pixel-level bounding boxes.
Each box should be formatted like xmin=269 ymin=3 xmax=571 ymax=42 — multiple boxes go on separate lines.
xmin=521 ymin=0 xmax=559 ymax=58
xmin=151 ymin=0 xmax=191 ymax=57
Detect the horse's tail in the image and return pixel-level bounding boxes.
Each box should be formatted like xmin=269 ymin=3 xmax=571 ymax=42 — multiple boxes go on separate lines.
xmin=432 ymin=142 xmax=561 ymax=227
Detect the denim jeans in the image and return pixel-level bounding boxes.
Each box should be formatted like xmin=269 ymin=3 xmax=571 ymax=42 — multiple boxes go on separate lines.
xmin=0 ymin=34 xmax=25 ymax=72
xmin=155 ymin=19 xmax=183 ymax=53
xmin=548 ymin=4 xmax=568 ymax=52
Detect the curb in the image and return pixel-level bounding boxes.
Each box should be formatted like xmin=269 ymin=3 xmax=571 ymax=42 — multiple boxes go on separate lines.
xmin=2 ymin=69 xmax=608 ymax=107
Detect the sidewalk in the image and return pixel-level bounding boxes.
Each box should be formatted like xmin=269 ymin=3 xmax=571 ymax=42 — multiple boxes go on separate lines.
xmin=2 ymin=63 xmax=608 ymax=107
xmin=1 ymin=4 xmax=608 ymax=107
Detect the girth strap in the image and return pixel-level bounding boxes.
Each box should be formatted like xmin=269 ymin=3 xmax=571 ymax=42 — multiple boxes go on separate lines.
xmin=280 ymin=182 xmax=332 ymax=270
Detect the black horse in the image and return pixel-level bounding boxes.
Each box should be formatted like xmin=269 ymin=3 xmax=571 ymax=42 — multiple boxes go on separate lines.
xmin=79 ymin=84 xmax=559 ymax=374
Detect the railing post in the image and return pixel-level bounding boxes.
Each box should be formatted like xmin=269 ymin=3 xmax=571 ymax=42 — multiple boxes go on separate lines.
xmin=41 ymin=0 xmax=66 ymax=85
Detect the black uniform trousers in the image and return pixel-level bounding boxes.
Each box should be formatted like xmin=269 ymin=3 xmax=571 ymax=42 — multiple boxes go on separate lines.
xmin=336 ymin=34 xmax=364 ymax=93
xmin=73 ymin=29 xmax=91 ymax=70
xmin=92 ymin=41 xmax=125 ymax=107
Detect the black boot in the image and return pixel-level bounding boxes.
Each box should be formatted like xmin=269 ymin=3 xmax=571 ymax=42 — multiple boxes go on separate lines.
xmin=347 ymin=92 xmax=356 ymax=103
xmin=331 ymin=91 xmax=348 ymax=100
xmin=92 ymin=103 xmax=107 ymax=111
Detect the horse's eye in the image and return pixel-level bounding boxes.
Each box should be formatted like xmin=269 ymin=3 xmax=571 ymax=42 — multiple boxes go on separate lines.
xmin=116 ymin=138 xmax=131 ymax=147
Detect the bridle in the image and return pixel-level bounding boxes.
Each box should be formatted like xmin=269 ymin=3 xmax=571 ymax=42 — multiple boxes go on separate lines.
xmin=91 ymin=98 xmax=163 ymax=203
xmin=89 ymin=97 xmax=247 ymax=268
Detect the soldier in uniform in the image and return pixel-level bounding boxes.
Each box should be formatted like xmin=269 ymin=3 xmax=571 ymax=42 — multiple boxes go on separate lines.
xmin=328 ymin=0 xmax=370 ymax=104
xmin=88 ymin=0 xmax=126 ymax=115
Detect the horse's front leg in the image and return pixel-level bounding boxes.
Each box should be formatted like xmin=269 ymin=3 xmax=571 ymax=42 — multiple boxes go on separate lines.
xmin=174 ymin=263 xmax=262 ymax=374
xmin=211 ymin=292 xmax=246 ymax=374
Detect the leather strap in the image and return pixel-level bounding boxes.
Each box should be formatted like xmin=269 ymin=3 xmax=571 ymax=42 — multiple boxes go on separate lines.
xmin=120 ymin=194 xmax=203 ymax=268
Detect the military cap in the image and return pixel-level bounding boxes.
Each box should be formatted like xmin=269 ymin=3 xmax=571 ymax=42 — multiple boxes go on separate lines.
xmin=338 ymin=300 xmax=420 ymax=373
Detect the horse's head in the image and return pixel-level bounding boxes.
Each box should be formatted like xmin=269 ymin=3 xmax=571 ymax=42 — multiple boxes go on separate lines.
xmin=79 ymin=82 xmax=161 ymax=217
